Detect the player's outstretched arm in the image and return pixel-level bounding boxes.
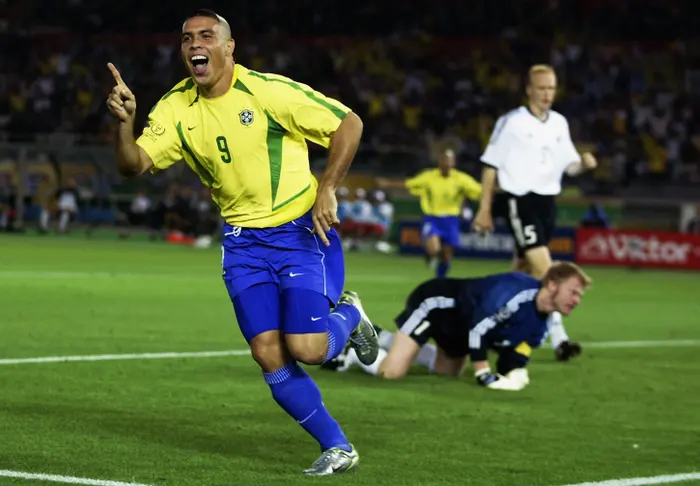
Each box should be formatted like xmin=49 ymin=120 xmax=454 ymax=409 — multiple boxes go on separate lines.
xmin=313 ymin=112 xmax=363 ymax=245
xmin=105 ymin=63 xmax=154 ymax=178
xmin=404 ymin=172 xmax=428 ymax=195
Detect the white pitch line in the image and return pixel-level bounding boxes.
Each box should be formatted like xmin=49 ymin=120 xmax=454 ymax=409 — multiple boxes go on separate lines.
xmin=0 ymin=469 xmax=151 ymax=486
xmin=0 ymin=270 xmax=130 ymax=279
xmin=585 ymin=340 xmax=700 ymax=349
xmin=0 ymin=270 xmax=404 ymax=283
xmin=0 ymin=349 xmax=249 ymax=365
xmin=560 ymin=471 xmax=700 ymax=486
xmin=1 ymin=339 xmax=700 ymax=366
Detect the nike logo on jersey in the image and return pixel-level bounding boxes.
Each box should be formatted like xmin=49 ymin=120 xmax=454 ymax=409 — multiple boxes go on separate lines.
xmin=311 ymin=317 xmax=322 ymax=321
xmin=289 ymin=272 xmax=304 ymax=277
xmin=188 ymin=126 xmax=197 ymax=130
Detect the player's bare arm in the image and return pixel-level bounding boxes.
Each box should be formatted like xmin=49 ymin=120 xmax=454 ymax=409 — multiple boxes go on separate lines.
xmin=566 ymin=152 xmax=598 ymax=176
xmin=313 ymin=112 xmax=363 ymax=246
xmin=375 ymin=177 xmax=405 ymax=190
xmin=472 ymin=165 xmax=497 ymax=234
xmin=105 ymin=63 xmax=154 ymax=178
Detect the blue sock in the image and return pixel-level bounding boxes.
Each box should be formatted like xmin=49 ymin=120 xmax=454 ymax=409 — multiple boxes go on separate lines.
xmin=437 ymin=262 xmax=449 ymax=278
xmin=324 ymin=303 xmax=361 ymax=362
xmin=264 ymin=362 xmax=352 ymax=452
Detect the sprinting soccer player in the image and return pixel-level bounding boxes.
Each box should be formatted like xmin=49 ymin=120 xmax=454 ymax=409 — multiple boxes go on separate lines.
xmin=105 ymin=9 xmax=379 ymax=476
xmin=405 ymin=148 xmax=481 ymax=278
xmin=472 ymin=64 xmax=597 ymax=362
xmin=325 ymin=262 xmax=591 ymax=390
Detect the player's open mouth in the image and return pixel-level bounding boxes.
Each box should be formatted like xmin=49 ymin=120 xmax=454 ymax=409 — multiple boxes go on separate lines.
xmin=191 ymin=55 xmax=209 ymax=76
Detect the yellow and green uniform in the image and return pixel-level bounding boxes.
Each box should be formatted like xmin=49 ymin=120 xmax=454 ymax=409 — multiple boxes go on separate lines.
xmin=136 ymin=63 xmax=350 ymax=228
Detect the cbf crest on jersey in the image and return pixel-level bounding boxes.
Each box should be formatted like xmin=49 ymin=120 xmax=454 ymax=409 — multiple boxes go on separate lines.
xmin=239 ymin=109 xmax=254 ymax=126
xmin=150 ymin=122 xmax=165 ymax=136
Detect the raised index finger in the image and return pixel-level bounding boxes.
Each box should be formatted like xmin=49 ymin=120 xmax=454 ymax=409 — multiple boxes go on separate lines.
xmin=107 ymin=63 xmax=126 ymax=87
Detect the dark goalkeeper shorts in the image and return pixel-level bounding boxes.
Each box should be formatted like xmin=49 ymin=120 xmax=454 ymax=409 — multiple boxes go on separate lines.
xmin=394 ymin=278 xmax=470 ymax=358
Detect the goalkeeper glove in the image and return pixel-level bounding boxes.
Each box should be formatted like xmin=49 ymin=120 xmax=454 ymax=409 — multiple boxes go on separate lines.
xmin=555 ymin=341 xmax=582 ymax=362
xmin=505 ymin=368 xmax=530 ymax=387
xmin=475 ymin=368 xmax=525 ymax=391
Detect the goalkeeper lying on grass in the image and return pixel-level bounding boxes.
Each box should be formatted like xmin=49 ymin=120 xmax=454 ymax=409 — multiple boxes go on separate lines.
xmin=323 ymin=262 xmax=591 ymax=391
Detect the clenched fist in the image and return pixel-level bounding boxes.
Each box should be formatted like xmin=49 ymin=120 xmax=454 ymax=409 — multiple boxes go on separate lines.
xmin=581 ymin=152 xmax=597 ymax=171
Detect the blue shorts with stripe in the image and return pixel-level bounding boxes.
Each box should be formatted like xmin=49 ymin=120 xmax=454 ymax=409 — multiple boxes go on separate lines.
xmin=221 ymin=209 xmax=345 ymax=311
xmin=421 ymin=215 xmax=460 ymax=248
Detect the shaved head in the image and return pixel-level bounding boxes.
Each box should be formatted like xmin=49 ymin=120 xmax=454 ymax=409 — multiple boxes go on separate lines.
xmin=438 ymin=147 xmax=455 ymax=175
xmin=183 ymin=9 xmax=231 ymax=40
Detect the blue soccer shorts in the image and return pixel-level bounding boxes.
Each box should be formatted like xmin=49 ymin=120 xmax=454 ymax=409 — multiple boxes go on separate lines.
xmin=221 ymin=210 xmax=345 ymax=342
xmin=421 ymin=215 xmax=461 ymax=248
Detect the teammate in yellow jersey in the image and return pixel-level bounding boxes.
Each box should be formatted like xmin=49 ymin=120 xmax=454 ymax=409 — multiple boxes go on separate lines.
xmin=105 ymin=9 xmax=379 ymax=476
xmin=405 ymin=148 xmax=482 ymax=278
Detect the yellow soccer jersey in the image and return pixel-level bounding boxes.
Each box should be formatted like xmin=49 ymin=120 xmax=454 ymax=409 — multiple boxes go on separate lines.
xmin=405 ymin=168 xmax=482 ymax=217
xmin=136 ymin=64 xmax=351 ymax=228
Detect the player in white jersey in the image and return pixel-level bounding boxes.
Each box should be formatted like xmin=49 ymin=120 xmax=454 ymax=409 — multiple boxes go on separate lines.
xmin=351 ymin=188 xmax=374 ymax=223
xmin=472 ymin=64 xmax=597 ymax=362
xmin=372 ymin=190 xmax=394 ymax=253
xmin=56 ymin=179 xmax=81 ymax=234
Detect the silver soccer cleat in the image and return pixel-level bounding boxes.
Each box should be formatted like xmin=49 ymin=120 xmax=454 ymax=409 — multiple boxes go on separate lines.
xmin=302 ymin=445 xmax=359 ymax=475
xmin=338 ymin=291 xmax=379 ymax=366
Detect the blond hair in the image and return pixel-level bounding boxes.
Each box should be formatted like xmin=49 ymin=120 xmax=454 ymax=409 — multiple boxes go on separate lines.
xmin=527 ymin=64 xmax=556 ymax=85
xmin=542 ymin=261 xmax=592 ymax=288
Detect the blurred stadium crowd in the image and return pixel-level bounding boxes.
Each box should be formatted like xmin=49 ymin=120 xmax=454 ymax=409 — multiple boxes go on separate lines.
xmin=1 ymin=0 xmax=699 ymax=239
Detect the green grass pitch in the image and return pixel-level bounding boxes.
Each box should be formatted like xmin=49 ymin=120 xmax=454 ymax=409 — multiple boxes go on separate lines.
xmin=1 ymin=234 xmax=699 ymax=486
